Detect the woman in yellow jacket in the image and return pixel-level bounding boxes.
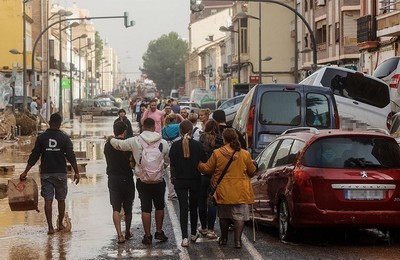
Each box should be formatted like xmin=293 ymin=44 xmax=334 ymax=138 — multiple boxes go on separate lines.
xmin=198 ymin=128 xmax=256 ymax=248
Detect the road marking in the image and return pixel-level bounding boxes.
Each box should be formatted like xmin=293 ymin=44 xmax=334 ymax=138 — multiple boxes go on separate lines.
xmin=166 ymin=195 xmax=190 ymax=260
xmin=242 ymin=233 xmax=264 ymax=259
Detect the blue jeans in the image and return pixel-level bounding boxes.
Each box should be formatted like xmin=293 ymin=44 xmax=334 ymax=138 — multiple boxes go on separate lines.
xmin=198 ymin=175 xmax=217 ymax=230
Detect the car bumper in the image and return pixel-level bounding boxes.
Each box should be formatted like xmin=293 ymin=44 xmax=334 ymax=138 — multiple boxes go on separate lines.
xmin=292 ymin=203 xmax=400 ymax=228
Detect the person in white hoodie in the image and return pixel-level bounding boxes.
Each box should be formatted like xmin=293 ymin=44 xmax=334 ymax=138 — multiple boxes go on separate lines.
xmin=110 ymin=118 xmax=170 ymax=245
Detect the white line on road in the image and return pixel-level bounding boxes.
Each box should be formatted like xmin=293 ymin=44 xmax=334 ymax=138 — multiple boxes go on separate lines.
xmin=166 ymin=197 xmax=190 ymax=260
xmin=241 ymin=233 xmax=264 ymax=259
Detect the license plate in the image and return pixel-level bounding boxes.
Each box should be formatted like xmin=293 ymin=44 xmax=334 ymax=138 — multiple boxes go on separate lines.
xmin=344 ymin=189 xmax=385 ymax=200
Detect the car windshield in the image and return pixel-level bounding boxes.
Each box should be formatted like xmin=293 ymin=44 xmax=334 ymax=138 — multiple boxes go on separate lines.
xmin=302 ymin=136 xmax=400 ymax=168
xmin=98 ymin=100 xmax=113 ymax=107
xmin=373 ymin=58 xmax=400 ymax=78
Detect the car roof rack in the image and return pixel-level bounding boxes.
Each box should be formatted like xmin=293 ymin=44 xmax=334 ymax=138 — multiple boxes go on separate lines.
xmin=282 ymin=127 xmax=319 ymax=135
xmin=365 ymin=127 xmax=390 ymax=135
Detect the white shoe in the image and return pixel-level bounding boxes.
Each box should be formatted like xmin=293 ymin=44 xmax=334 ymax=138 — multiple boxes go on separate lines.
xmin=198 ymin=228 xmax=208 ymax=236
xmin=206 ymin=230 xmax=218 ymax=239
xmin=190 ymin=232 xmax=200 ymax=242
xmin=181 ymin=238 xmax=189 ymax=247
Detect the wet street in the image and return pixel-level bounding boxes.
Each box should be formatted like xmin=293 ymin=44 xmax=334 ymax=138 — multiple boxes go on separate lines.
xmin=1 ymin=116 xmax=400 ymax=259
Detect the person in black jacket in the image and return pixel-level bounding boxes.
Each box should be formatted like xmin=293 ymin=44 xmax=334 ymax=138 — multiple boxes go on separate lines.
xmin=114 ymin=109 xmax=134 ymax=138
xmin=20 ymin=113 xmax=80 ymax=235
xmin=104 ymin=121 xmax=135 ymax=244
xmin=169 ymin=120 xmax=206 ymax=247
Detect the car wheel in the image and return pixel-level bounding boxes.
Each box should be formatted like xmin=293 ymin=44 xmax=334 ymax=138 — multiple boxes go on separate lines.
xmin=278 ymin=198 xmax=294 ymax=241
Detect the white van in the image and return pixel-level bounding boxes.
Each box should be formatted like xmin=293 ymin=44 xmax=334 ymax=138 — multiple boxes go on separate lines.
xmin=77 ymin=99 xmax=119 ymax=116
xmin=300 ymin=66 xmax=392 ymax=130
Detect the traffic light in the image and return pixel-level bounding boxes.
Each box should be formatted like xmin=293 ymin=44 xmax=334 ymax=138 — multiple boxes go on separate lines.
xmin=124 ymin=12 xmax=135 ymax=28
xmin=190 ymin=0 xmax=204 ymax=13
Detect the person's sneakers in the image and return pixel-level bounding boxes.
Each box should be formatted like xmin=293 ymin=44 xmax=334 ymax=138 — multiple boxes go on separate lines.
xmin=154 ymin=230 xmax=168 ymax=241
xmin=206 ymin=230 xmax=218 ymax=239
xmin=181 ymin=238 xmax=189 ymax=247
xmin=142 ymin=234 xmax=152 ymax=245
xmin=190 ymin=232 xmax=200 ymax=242
xmin=228 ymin=224 xmax=235 ymax=231
xmin=198 ymin=228 xmax=208 ymax=236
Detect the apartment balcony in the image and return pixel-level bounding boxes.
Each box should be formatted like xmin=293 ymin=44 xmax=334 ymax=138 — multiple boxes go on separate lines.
xmin=376 ymin=10 xmax=400 ymax=37
xmin=357 ymin=15 xmax=379 ymax=51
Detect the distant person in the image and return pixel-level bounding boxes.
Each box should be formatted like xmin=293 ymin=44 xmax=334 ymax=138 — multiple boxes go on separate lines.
xmin=30 ymin=97 xmax=38 ymax=117
xmin=104 ymin=121 xmax=135 ymax=244
xmin=213 ymin=110 xmax=246 ymax=149
xmin=141 ymin=99 xmax=164 ymax=134
xmin=171 ymin=99 xmax=180 ymax=114
xmin=41 ymin=99 xmax=47 ymax=120
xmin=114 ymin=109 xmax=134 ymax=138
xmin=110 ymin=118 xmax=170 ymax=245
xmin=198 ymin=109 xmax=211 ymax=131
xmin=188 ymin=113 xmax=201 ymax=141
xmin=135 ymin=98 xmax=142 ymax=119
xmin=163 ymin=105 xmax=173 ymax=119
xmin=137 ymin=103 xmax=147 ymax=131
xmin=20 ymin=113 xmax=80 ymax=235
xmin=129 ymin=98 xmax=136 ymax=120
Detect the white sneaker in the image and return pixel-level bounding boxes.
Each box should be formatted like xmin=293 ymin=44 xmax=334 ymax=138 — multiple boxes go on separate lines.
xmin=190 ymin=232 xmax=200 ymax=242
xmin=198 ymin=228 xmax=208 ymax=236
xmin=206 ymin=230 xmax=218 ymax=239
xmin=181 ymin=238 xmax=189 ymax=247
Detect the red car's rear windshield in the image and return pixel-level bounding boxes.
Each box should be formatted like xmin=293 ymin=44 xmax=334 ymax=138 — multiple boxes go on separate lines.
xmin=302 ymin=136 xmax=400 ymax=168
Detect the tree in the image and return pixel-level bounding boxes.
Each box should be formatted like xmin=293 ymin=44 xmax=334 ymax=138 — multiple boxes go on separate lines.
xmin=95 ymin=31 xmax=104 ymax=70
xmin=142 ymin=32 xmax=188 ymax=96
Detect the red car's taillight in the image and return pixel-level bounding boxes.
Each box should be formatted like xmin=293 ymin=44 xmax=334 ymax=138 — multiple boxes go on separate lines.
xmin=246 ymin=105 xmax=255 ymax=148
xmin=294 ymin=170 xmax=314 ymax=203
xmin=389 ymin=74 xmax=400 ymax=89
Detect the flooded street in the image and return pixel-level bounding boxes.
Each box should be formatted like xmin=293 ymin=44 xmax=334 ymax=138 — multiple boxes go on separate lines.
xmin=0 ymin=117 xmax=174 ymax=259
xmin=2 ymin=116 xmax=400 ymax=259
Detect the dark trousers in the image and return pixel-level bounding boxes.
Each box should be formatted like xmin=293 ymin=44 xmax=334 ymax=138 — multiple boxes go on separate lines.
xmin=198 ymin=175 xmax=217 ymax=230
xmin=175 ymin=179 xmax=200 ymax=239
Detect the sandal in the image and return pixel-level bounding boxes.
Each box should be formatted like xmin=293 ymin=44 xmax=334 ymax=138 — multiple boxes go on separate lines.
xmin=125 ymin=232 xmax=133 ymax=240
xmin=218 ymin=238 xmax=227 ymax=246
xmin=117 ymin=235 xmax=125 ymax=244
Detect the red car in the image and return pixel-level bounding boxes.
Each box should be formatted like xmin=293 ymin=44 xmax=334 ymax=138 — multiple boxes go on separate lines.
xmin=251 ymin=127 xmax=400 ymax=241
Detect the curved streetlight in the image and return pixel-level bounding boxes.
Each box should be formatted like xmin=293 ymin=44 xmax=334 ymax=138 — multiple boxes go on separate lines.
xmin=219 ymin=25 xmax=241 ymax=83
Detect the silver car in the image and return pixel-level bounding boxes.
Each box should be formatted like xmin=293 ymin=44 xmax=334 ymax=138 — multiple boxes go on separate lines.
xmin=216 ymin=95 xmax=245 ymax=125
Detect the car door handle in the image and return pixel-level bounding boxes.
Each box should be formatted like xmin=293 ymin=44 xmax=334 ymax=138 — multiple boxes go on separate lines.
xmin=353 ymin=101 xmax=359 ymax=105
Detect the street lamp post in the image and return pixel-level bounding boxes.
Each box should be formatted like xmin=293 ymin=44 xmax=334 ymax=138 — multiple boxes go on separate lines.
xmin=69 ymin=32 xmax=86 ymax=119
xmin=76 ymin=35 xmax=88 ymax=106
xmin=219 ymin=25 xmax=241 ymax=83
xmin=22 ymin=0 xmax=30 ymax=109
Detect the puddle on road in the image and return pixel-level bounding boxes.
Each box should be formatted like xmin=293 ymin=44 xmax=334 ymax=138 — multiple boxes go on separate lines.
xmin=0 ymin=117 xmax=153 ymax=259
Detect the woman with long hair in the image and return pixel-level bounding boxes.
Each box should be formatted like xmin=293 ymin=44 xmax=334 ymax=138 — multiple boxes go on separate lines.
xmin=198 ymin=119 xmax=220 ymax=239
xmin=169 ymin=120 xmax=206 ymax=247
xmin=198 ymin=128 xmax=256 ymax=249
xmin=198 ymin=108 xmax=211 ymax=131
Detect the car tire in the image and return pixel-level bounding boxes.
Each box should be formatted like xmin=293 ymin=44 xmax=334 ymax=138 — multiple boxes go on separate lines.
xmin=278 ymin=198 xmax=295 ymax=241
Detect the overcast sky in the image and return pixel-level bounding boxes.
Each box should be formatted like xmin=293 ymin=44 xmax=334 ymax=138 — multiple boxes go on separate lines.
xmin=67 ymin=0 xmax=190 ymax=81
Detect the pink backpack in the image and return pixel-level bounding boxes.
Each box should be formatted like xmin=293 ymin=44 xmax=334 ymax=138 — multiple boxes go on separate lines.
xmin=138 ymin=136 xmax=165 ymax=183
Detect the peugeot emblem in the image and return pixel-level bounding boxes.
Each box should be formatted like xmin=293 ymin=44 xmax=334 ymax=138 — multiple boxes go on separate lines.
xmin=360 ymin=171 xmax=368 ymax=178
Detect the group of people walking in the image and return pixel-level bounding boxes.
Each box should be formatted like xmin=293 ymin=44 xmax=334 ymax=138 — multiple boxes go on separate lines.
xmin=106 ymin=98 xmax=257 ymax=248
xmin=20 ymin=96 xmax=257 ymax=250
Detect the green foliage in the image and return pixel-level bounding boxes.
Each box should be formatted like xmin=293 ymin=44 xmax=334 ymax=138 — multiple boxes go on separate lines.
xmin=142 ymin=32 xmax=188 ymax=96
xmin=95 ymin=31 xmax=103 ymax=70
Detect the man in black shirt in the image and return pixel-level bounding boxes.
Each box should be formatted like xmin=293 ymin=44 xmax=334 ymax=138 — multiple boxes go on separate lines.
xmin=114 ymin=109 xmax=134 ymax=138
xmin=20 ymin=113 xmax=80 ymax=235
xmin=104 ymin=121 xmax=135 ymax=244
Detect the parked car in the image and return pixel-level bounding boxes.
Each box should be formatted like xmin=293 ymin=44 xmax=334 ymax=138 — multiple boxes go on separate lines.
xmin=372 ymin=56 xmax=400 ymax=112
xmin=215 ymin=94 xmax=245 ymax=125
xmin=301 ymin=66 xmax=392 ymax=130
xmin=76 ymin=99 xmax=119 ymax=116
xmin=251 ymin=127 xmax=400 ymax=241
xmin=179 ymin=101 xmax=201 ymax=114
xmin=232 ymin=83 xmax=340 ymax=158
xmin=8 ymin=96 xmax=33 ymax=112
